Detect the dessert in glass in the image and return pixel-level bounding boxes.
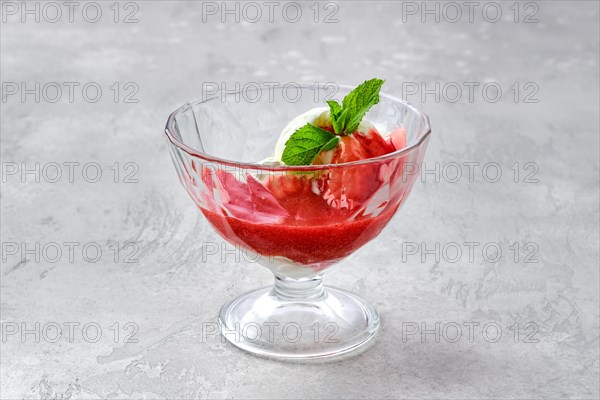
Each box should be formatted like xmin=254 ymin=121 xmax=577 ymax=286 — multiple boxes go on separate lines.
xmin=165 ymin=80 xmax=431 ymax=361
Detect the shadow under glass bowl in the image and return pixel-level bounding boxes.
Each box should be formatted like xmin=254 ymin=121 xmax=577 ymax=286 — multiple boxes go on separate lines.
xmin=165 ymin=84 xmax=431 ymax=361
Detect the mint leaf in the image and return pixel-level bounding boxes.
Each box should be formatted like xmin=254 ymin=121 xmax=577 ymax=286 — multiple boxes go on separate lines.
xmin=281 ymin=123 xmax=336 ymax=166
xmin=321 ymin=136 xmax=340 ymax=152
xmin=326 ymin=100 xmax=344 ymax=134
xmin=342 ymin=78 xmax=384 ymax=133
xmin=328 ymin=78 xmax=384 ymax=135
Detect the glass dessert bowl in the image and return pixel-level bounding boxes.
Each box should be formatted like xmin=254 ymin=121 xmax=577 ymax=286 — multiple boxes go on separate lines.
xmin=165 ymin=83 xmax=431 ymax=361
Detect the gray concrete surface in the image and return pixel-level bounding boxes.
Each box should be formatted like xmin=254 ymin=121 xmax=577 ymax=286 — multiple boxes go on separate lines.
xmin=1 ymin=1 xmax=599 ymax=399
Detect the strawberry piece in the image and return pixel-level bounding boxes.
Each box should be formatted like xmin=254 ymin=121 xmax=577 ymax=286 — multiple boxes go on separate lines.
xmin=246 ymin=175 xmax=289 ymax=217
xmin=265 ymin=173 xmax=335 ymax=222
xmin=389 ymin=126 xmax=407 ymax=150
xmin=318 ymin=128 xmax=395 ymax=210
xmin=200 ymin=169 xmax=289 ymax=222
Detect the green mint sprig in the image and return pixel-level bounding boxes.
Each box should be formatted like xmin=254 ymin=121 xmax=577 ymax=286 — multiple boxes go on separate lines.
xmin=281 ymin=78 xmax=384 ymax=166
xmin=327 ymin=78 xmax=384 ymax=135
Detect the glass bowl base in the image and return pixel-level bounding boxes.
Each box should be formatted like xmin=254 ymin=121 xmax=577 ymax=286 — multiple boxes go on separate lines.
xmin=218 ymin=286 xmax=380 ymax=362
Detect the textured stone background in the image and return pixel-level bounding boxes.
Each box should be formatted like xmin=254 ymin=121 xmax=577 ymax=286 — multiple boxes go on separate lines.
xmin=1 ymin=1 xmax=599 ymax=399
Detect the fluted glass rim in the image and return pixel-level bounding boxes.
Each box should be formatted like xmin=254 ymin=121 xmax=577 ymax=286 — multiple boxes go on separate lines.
xmin=164 ymin=83 xmax=431 ymax=172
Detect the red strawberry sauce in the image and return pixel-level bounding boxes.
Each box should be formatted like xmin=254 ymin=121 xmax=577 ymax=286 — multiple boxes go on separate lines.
xmin=201 ymin=203 xmax=398 ymax=265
